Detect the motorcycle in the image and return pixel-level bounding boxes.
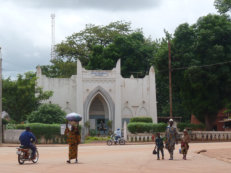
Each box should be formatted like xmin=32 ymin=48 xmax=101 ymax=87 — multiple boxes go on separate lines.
xmin=16 ymin=145 xmax=39 ymax=164
xmin=107 ymin=134 xmax=126 ymax=146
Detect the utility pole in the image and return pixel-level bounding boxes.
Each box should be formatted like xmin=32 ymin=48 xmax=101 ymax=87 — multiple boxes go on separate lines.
xmin=168 ymin=40 xmax=173 ymax=119
xmin=0 ymin=47 xmax=2 ymax=144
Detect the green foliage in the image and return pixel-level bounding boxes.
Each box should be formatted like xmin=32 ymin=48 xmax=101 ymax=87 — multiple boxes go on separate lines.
xmin=224 ymin=103 xmax=231 ymax=114
xmin=127 ymin=123 xmax=167 ymax=134
xmin=214 ymin=0 xmax=231 ymax=14
xmin=86 ymin=32 xmax=156 ymax=78
xmin=41 ymin=59 xmax=77 ymax=78
xmin=15 ymin=123 xmax=61 ymax=140
xmin=56 ymin=21 xmax=133 ymax=64
xmin=177 ymin=123 xmax=205 ymax=132
xmin=130 ymin=117 xmax=153 ymax=123
xmin=2 ymin=72 xmax=53 ymax=123
xmin=43 ymin=21 xmax=156 ymax=78
xmin=14 ymin=123 xmax=81 ymax=143
xmin=84 ymin=136 xmax=110 ymax=143
xmin=179 ymin=14 xmax=231 ymax=129
xmin=151 ymin=123 xmax=167 ymax=133
xmin=2 ymin=119 xmax=9 ymax=125
xmin=89 ymin=129 xmax=98 ymax=136
xmin=107 ymin=120 xmax=112 ymax=129
xmin=153 ymin=14 xmax=231 ymax=129
xmin=153 ymin=36 xmax=191 ymax=121
xmin=27 ymin=104 xmax=66 ymax=124
xmin=84 ymin=121 xmax=90 ymax=128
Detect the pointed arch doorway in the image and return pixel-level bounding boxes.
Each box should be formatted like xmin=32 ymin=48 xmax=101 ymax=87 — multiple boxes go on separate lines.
xmin=84 ymin=86 xmax=115 ymax=135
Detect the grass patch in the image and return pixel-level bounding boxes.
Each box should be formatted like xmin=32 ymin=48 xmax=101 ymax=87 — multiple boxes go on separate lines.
xmin=84 ymin=136 xmax=110 ymax=144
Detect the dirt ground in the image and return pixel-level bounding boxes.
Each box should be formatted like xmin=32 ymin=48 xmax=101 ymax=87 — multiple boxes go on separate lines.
xmin=0 ymin=142 xmax=231 ymax=173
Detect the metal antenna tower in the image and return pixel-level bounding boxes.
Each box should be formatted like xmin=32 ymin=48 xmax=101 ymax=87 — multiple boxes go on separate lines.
xmin=51 ymin=13 xmax=56 ymax=60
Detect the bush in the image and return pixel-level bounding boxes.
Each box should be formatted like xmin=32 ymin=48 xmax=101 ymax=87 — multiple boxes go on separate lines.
xmin=130 ymin=117 xmax=153 ymax=123
xmin=127 ymin=122 xmax=167 ymax=134
xmin=15 ymin=123 xmax=61 ymax=140
xmin=27 ymin=104 xmax=66 ymax=124
xmin=6 ymin=123 xmax=16 ymax=129
xmin=151 ymin=123 xmax=167 ymax=133
xmin=89 ymin=129 xmax=98 ymax=136
xmin=177 ymin=123 xmax=205 ymax=132
xmin=2 ymin=119 xmax=9 ymax=125
xmin=15 ymin=123 xmax=82 ymax=140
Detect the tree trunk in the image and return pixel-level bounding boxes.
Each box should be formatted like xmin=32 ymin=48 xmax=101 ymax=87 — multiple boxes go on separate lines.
xmin=204 ymin=114 xmax=215 ymax=131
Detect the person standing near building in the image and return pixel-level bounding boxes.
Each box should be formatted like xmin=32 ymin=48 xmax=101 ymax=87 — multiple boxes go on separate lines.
xmin=100 ymin=120 xmax=106 ymax=135
xmin=65 ymin=121 xmax=81 ymax=164
xmin=165 ymin=119 xmax=178 ymax=160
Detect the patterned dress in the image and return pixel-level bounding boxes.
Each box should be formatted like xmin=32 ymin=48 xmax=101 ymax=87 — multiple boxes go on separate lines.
xmin=181 ymin=133 xmax=190 ymax=155
xmin=165 ymin=126 xmax=178 ymax=159
xmin=65 ymin=126 xmax=81 ymax=160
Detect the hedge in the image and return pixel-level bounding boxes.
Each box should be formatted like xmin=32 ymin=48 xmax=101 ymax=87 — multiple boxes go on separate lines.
xmin=15 ymin=123 xmax=61 ymax=140
xmin=14 ymin=123 xmax=81 ymax=143
xmin=177 ymin=123 xmax=205 ymax=132
xmin=127 ymin=122 xmax=167 ymax=134
xmin=130 ymin=117 xmax=153 ymax=123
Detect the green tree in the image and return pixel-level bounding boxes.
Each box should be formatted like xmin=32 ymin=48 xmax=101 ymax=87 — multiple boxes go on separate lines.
xmin=153 ymin=35 xmax=191 ymax=121
xmin=165 ymin=14 xmax=231 ymax=130
xmin=27 ymin=104 xmax=66 ymax=124
xmin=87 ymin=32 xmax=156 ymax=77
xmin=56 ymin=21 xmax=133 ymax=65
xmin=153 ymin=14 xmax=231 ymax=129
xmin=181 ymin=15 xmax=231 ymax=129
xmin=214 ymin=0 xmax=231 ymax=14
xmin=41 ymin=59 xmax=76 ymax=78
xmin=42 ymin=21 xmax=155 ymax=78
xmin=2 ymin=72 xmax=53 ymax=123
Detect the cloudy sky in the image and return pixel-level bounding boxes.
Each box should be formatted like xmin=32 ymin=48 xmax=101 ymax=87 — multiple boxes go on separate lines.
xmin=0 ymin=0 xmax=217 ymax=78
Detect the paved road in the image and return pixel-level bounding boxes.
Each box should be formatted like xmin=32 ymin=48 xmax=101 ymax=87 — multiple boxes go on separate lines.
xmin=0 ymin=142 xmax=231 ymax=173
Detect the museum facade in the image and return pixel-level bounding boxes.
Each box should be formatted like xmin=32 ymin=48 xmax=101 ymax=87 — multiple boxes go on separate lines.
xmin=36 ymin=59 xmax=157 ymax=132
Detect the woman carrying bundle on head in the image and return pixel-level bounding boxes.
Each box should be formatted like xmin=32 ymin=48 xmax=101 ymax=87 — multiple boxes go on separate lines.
xmin=65 ymin=113 xmax=82 ymax=164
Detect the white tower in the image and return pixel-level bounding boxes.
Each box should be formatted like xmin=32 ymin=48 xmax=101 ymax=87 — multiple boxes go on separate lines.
xmin=51 ymin=13 xmax=56 ymax=60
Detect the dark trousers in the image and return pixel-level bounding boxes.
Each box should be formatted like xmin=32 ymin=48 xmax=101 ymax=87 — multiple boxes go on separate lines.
xmin=115 ymin=136 xmax=120 ymax=141
xmin=157 ymin=147 xmax=164 ymax=159
xmin=28 ymin=144 xmax=36 ymax=158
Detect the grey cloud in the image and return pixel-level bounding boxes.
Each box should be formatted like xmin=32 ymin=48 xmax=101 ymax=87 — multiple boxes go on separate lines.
xmin=6 ymin=0 xmax=162 ymax=11
xmin=1 ymin=32 xmax=50 ymax=79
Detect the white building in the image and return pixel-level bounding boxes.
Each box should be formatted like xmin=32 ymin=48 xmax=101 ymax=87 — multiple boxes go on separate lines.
xmin=36 ymin=59 xmax=157 ymax=133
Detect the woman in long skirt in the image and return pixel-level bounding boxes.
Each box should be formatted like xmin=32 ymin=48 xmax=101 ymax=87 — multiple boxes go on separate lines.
xmin=181 ymin=129 xmax=190 ymax=160
xmin=65 ymin=122 xmax=81 ymax=163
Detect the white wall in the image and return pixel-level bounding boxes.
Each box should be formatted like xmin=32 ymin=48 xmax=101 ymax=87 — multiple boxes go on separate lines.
xmin=36 ymin=66 xmax=77 ymax=114
xmin=36 ymin=60 xmax=158 ymax=129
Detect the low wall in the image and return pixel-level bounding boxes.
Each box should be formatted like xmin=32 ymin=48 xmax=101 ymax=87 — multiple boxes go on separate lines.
xmin=188 ymin=131 xmax=231 ymax=142
xmin=3 ymin=129 xmax=24 ymax=143
xmin=127 ymin=131 xmax=231 ymax=142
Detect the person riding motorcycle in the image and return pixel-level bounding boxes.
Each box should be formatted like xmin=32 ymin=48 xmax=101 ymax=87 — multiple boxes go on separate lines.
xmin=114 ymin=128 xmax=121 ymax=142
xmin=19 ymin=127 xmax=36 ymax=159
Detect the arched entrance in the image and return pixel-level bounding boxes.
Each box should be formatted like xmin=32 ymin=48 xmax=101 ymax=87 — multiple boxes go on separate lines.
xmin=83 ymin=86 xmax=115 ymax=134
xmin=89 ymin=94 xmax=109 ymax=134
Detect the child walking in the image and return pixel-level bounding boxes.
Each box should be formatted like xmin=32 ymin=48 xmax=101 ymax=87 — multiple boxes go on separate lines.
xmin=155 ymin=132 xmax=164 ymax=160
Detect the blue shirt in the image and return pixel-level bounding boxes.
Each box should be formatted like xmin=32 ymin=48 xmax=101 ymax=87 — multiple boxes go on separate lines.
xmin=19 ymin=131 xmax=36 ymax=146
xmin=155 ymin=137 xmax=164 ymax=148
